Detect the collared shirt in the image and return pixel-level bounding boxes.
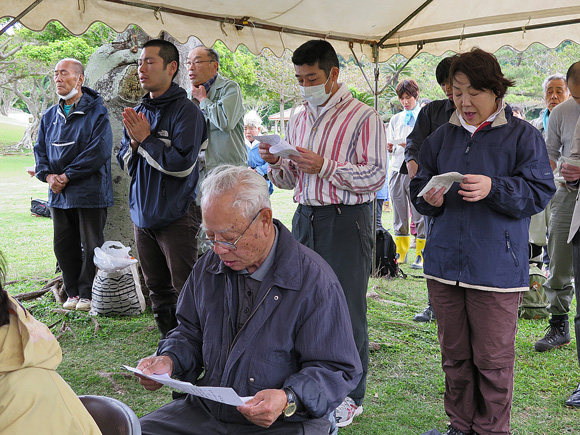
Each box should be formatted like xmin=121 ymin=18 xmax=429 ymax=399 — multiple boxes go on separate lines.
xmin=58 ymin=96 xmax=82 ymax=117
xmin=387 ymin=105 xmax=421 ymax=174
xmin=234 ymin=226 xmax=279 ymax=331
xmin=269 ymin=83 xmax=387 ymax=206
xmin=202 ymin=74 xmax=218 ymax=94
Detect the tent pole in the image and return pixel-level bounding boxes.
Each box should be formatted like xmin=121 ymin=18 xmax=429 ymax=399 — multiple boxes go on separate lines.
xmin=0 ymin=0 xmax=45 ymax=36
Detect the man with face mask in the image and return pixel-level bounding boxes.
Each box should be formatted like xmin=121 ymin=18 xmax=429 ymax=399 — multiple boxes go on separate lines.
xmin=259 ymin=39 xmax=387 ymax=428
xmin=34 ymin=58 xmax=113 ymax=312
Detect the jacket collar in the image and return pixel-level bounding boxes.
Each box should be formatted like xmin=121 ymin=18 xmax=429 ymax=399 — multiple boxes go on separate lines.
xmin=449 ymin=103 xmax=509 ymax=130
xmin=206 ymin=219 xmax=302 ymax=292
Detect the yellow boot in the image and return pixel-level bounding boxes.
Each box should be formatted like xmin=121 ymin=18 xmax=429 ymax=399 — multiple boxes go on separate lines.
xmin=394 ymin=235 xmax=410 ymax=264
xmin=411 ymin=238 xmax=426 ymax=269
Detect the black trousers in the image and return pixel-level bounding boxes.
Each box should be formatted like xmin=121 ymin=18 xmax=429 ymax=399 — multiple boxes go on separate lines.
xmin=292 ymin=202 xmax=372 ymax=405
xmin=135 ymin=203 xmax=201 ymax=308
xmin=572 ymin=231 xmax=580 ymax=366
xmin=51 ymin=207 xmax=107 ymax=299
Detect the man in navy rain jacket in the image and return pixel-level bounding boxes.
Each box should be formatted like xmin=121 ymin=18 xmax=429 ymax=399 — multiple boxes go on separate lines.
xmin=35 ymin=58 xmax=113 ymax=312
xmin=118 ymin=39 xmax=207 ymax=337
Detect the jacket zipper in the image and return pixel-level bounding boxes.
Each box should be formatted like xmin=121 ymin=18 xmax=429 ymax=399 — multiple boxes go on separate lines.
xmin=227 ymin=286 xmax=274 ymax=357
xmin=505 ymin=230 xmax=519 ymax=267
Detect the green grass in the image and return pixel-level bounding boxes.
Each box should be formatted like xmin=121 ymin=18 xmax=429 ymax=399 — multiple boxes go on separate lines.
xmin=2 ymin=151 xmax=580 ymax=434
xmin=0 ymin=120 xmax=26 ymax=147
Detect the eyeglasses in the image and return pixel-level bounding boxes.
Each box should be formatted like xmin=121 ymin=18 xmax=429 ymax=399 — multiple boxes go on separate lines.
xmin=186 ymin=60 xmax=215 ymax=68
xmin=197 ymin=209 xmax=264 ymax=251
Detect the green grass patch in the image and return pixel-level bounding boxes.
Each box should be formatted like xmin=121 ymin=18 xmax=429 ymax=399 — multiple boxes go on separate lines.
xmin=0 ymin=120 xmax=26 ymax=148
xmin=1 ymin=153 xmax=578 ymax=434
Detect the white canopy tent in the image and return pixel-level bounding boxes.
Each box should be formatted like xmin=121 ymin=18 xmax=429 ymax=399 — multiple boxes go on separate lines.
xmin=2 ymin=0 xmax=580 ymax=62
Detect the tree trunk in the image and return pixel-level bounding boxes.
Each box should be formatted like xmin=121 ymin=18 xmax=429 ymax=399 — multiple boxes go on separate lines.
xmin=279 ymin=98 xmax=285 ymax=138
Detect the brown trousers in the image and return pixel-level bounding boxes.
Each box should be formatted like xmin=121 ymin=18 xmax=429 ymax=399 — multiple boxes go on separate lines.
xmin=427 ymin=280 xmax=521 ymax=435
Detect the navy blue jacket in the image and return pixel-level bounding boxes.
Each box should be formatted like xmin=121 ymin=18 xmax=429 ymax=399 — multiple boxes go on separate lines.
xmin=34 ymin=87 xmax=113 ymax=209
xmin=405 ymin=98 xmax=455 ymax=164
xmin=118 ymin=83 xmax=207 ymax=229
xmin=158 ymin=220 xmax=362 ymax=426
xmin=410 ymin=106 xmax=555 ymax=291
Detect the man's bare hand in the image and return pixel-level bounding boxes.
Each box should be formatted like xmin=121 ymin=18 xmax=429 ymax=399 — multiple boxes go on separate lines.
xmin=135 ymin=355 xmax=174 ymax=391
xmin=123 ymin=108 xmax=151 ymax=147
xmin=423 ymin=186 xmax=445 ymax=207
xmin=387 ymin=143 xmax=394 ymax=152
xmin=237 ymin=389 xmax=288 ymax=428
xmin=289 ymin=146 xmax=324 ymax=174
xmin=407 ymin=160 xmax=418 ymax=179
xmin=561 ymin=162 xmax=580 ymax=183
xmin=46 ymin=173 xmax=66 ymax=194
xmin=458 ymin=174 xmax=492 ymax=202
xmin=190 ymin=85 xmax=207 ymax=102
xmin=258 ymin=142 xmax=280 ymax=165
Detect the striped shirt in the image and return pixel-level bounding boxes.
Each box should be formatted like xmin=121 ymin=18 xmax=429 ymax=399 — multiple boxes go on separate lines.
xmin=269 ymin=84 xmax=388 ymax=206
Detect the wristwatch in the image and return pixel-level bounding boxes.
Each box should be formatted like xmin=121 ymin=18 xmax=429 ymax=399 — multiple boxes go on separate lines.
xmin=282 ymin=387 xmax=297 ymax=417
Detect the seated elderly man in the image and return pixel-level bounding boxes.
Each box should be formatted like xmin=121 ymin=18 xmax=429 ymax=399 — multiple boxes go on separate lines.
xmin=136 ymin=165 xmax=362 ymax=435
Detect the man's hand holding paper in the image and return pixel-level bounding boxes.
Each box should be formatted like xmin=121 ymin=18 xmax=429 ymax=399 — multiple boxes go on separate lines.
xmin=255 ymin=135 xmax=301 ymax=158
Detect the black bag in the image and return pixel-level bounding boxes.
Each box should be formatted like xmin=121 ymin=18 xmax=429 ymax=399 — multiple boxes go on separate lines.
xmin=375 ymin=227 xmax=405 ymax=278
xmin=30 ymin=199 xmax=51 ymax=218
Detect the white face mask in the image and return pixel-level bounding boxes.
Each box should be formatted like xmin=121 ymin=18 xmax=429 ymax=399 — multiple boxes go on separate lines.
xmin=56 ymin=76 xmax=81 ymax=101
xmin=299 ymin=74 xmax=333 ymax=107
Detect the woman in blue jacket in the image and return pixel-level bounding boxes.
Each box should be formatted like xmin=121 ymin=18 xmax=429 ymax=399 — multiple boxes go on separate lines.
xmin=411 ymin=49 xmax=555 ymax=435
xmin=244 ymin=110 xmax=274 ymax=195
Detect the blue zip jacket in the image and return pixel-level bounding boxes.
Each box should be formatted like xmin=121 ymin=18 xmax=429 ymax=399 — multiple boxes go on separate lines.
xmin=34 ymin=87 xmax=113 ymax=209
xmin=117 ymin=83 xmax=207 ymax=229
xmin=410 ymin=106 xmax=555 ymax=291
xmin=157 ymin=220 xmax=362 ymax=426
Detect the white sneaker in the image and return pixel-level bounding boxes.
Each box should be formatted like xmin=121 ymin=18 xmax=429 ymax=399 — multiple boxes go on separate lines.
xmin=63 ymin=296 xmax=79 ymax=310
xmin=335 ymin=397 xmax=363 ymax=427
xmin=76 ymin=298 xmax=92 ymax=312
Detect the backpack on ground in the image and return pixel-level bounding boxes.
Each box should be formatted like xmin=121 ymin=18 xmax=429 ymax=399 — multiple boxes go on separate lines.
xmin=518 ymin=264 xmax=549 ymax=320
xmin=375 ymin=227 xmax=406 ymax=278
xmin=30 ymin=198 xmax=51 ymax=218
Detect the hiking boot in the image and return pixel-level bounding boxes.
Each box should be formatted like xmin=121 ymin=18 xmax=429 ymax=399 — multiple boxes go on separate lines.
xmin=63 ymin=296 xmax=79 ymax=310
xmin=445 ymin=426 xmax=467 ymax=435
xmin=414 ymin=304 xmax=436 ymax=322
xmin=534 ymin=318 xmax=570 ymax=352
xmin=76 ymin=298 xmax=92 ymax=312
xmin=335 ymin=397 xmax=363 ymax=428
xmin=153 ymin=305 xmax=178 ymax=339
xmin=565 ymin=383 xmax=580 ymax=407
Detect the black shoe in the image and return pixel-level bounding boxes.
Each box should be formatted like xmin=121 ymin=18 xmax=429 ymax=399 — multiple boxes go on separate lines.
xmin=414 ymin=304 xmax=436 ymax=322
xmin=445 ymin=425 xmax=466 ymax=435
xmin=534 ymin=318 xmax=570 ymax=352
xmin=565 ymin=383 xmax=580 ymax=407
xmin=153 ymin=305 xmax=178 ymax=339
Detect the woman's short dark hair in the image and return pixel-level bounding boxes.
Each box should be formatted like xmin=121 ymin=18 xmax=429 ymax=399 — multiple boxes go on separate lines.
xmin=396 ymin=79 xmax=420 ymax=99
xmin=449 ymin=48 xmax=515 ymax=98
xmin=292 ymin=40 xmax=339 ymax=79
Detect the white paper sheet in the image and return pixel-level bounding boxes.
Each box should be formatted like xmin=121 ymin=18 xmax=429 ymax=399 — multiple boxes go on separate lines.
xmin=123 ymin=365 xmax=253 ymax=407
xmin=254 ymin=134 xmax=301 ymax=158
xmin=418 ymin=172 xmax=465 ymax=197
xmin=561 ymin=156 xmax=580 ymax=168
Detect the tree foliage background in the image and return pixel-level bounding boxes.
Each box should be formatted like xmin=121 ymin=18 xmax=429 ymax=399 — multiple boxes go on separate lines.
xmin=2 ymin=18 xmax=580 ymax=147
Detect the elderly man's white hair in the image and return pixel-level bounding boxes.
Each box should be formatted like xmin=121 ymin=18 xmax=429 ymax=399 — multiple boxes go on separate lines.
xmin=243 ymin=110 xmax=262 ymax=128
xmin=200 ymin=165 xmax=270 ymax=220
xmin=542 ymin=73 xmax=567 ymax=93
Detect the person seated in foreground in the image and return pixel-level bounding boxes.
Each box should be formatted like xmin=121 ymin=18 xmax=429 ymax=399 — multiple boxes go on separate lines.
xmin=136 ymin=165 xmax=362 ymax=435
xmin=0 ymin=252 xmax=101 ymax=435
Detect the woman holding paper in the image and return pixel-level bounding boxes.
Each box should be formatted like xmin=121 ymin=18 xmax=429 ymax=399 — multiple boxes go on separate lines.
xmin=410 ymin=49 xmax=555 ymax=435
